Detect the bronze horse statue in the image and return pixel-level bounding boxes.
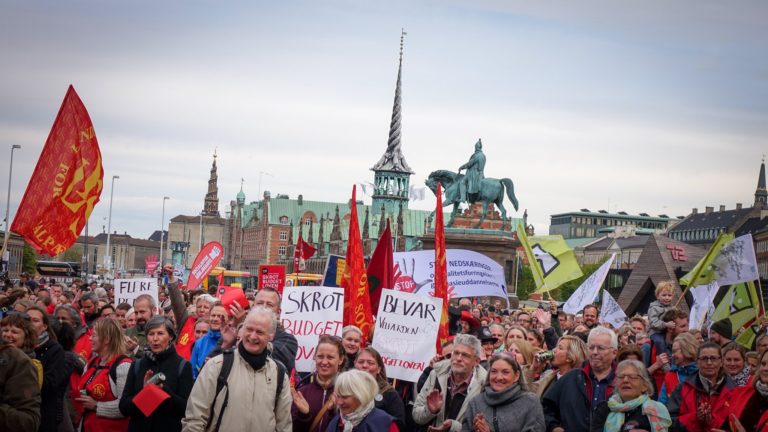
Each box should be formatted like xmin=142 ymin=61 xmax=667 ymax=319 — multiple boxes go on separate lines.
xmin=426 ymin=170 xmax=519 ymax=229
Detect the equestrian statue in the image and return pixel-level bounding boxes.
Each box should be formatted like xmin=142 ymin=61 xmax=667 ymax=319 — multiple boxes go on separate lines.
xmin=425 ymin=139 xmax=519 ymax=229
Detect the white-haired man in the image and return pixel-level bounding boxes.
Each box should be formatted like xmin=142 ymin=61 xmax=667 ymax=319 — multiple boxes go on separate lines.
xmin=413 ymin=334 xmax=487 ymax=431
xmin=542 ymin=326 xmax=618 ymax=432
xmin=183 ymin=307 xmax=292 ymax=432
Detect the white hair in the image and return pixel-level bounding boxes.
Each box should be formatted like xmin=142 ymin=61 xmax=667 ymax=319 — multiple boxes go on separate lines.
xmin=588 ymin=326 xmax=618 ymax=349
xmin=342 ymin=325 xmax=363 ymax=337
xmin=454 ymin=333 xmax=482 ymax=357
xmin=334 ymin=370 xmax=379 ymax=408
xmin=245 ymin=306 xmax=277 ymax=335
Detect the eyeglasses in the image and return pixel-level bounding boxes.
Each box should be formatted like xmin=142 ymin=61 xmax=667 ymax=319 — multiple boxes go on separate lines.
xmin=616 ymin=374 xmax=642 ymax=381
xmin=588 ymin=345 xmax=612 ymax=352
xmin=698 ymin=356 xmax=721 ymax=363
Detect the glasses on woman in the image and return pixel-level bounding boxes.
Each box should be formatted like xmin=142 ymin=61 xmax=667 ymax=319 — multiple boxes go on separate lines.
xmin=698 ymin=355 xmax=721 ymax=363
xmin=616 ymin=373 xmax=642 ymax=381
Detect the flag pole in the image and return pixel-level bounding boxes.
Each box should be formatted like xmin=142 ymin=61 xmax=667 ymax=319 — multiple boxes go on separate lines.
xmin=757 ymin=278 xmax=766 ymax=317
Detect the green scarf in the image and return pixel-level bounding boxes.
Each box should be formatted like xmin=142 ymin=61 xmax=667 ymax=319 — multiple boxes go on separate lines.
xmin=605 ymin=393 xmax=671 ymax=432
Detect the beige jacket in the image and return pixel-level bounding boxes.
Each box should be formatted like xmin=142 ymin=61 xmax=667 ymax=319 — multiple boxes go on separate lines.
xmin=182 ymin=351 xmax=292 ymax=432
xmin=412 ymin=360 xmax=487 ymax=432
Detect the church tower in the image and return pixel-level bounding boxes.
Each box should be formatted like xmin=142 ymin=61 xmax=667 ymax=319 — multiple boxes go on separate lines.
xmin=371 ymin=30 xmax=413 ymax=215
xmin=203 ymin=151 xmax=220 ymax=216
xmin=755 ymin=158 xmax=767 ymax=210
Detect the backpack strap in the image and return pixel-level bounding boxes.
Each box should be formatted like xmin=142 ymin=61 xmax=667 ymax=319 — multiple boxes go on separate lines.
xmin=178 ymin=358 xmax=189 ymax=378
xmin=109 ymin=355 xmax=130 ymax=383
xmin=210 ymin=349 xmax=235 ymax=432
xmin=273 ymin=359 xmax=286 ymax=411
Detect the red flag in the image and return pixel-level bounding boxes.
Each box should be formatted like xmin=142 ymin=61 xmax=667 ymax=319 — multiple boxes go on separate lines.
xmin=293 ymin=230 xmax=316 ymax=272
xmin=340 ymin=185 xmax=374 ymax=344
xmin=11 ymin=86 xmax=103 ymax=256
xmin=186 ymin=241 xmax=224 ymax=290
xmin=366 ymin=218 xmax=393 ymax=313
xmin=434 ymin=183 xmax=450 ymax=354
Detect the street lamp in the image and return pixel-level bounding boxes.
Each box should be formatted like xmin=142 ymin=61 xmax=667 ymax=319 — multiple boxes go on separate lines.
xmin=105 ymin=175 xmax=119 ymax=279
xmin=1 ymin=145 xmax=21 ymax=268
xmin=159 ymin=196 xmax=169 ymax=270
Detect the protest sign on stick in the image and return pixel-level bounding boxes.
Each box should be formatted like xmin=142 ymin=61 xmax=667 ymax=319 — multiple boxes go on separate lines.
xmin=115 ymin=278 xmax=159 ymax=309
xmin=372 ymin=289 xmax=442 ymax=382
xmin=258 ymin=265 xmax=286 ymax=293
xmin=280 ymin=286 xmax=344 ymax=372
xmin=186 ymin=241 xmax=223 ymax=290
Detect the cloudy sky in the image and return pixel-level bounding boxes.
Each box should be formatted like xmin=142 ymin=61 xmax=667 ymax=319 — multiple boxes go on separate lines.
xmin=1 ymin=0 xmax=767 ymax=242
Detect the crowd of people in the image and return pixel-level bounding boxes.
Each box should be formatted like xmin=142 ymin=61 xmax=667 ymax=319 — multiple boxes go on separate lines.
xmin=2 ymin=272 xmax=768 ymax=431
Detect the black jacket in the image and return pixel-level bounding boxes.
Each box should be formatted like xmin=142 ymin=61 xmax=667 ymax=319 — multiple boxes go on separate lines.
xmin=542 ymin=363 xmax=615 ymax=432
xmin=590 ymin=401 xmax=651 ymax=432
xmin=376 ymin=387 xmax=406 ymax=431
xmin=119 ymin=345 xmax=194 ymax=432
xmin=34 ymin=338 xmax=67 ymax=432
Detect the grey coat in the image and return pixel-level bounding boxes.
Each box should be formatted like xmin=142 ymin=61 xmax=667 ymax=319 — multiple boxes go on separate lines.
xmin=647 ymin=300 xmax=674 ymax=335
xmin=461 ymin=384 xmax=545 ymax=432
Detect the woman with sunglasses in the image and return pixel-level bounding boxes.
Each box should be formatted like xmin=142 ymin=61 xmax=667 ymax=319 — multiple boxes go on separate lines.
xmin=461 ymin=352 xmax=545 ymax=432
xmin=354 ymin=347 xmax=405 ymax=430
xmin=292 ymin=335 xmax=347 ymax=432
xmin=668 ymin=341 xmax=736 ymax=432
xmin=119 ymin=316 xmax=193 ymax=432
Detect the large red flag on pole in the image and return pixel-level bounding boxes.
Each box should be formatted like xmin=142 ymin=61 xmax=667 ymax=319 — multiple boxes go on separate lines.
xmin=11 ymin=85 xmax=103 ymax=256
xmin=341 ymin=185 xmax=374 ymax=344
xmin=434 ymin=182 xmax=450 ymax=354
xmin=366 ymin=218 xmax=393 ymax=313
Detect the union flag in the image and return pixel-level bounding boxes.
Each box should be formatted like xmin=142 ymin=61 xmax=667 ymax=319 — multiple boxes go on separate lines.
xmin=434 ymin=182 xmax=450 ymax=353
xmin=11 ymin=86 xmax=103 ymax=256
xmin=340 ymin=185 xmax=374 ymax=344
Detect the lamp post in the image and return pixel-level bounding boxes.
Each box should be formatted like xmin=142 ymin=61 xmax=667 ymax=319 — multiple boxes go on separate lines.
xmin=159 ymin=196 xmax=169 ymax=270
xmin=105 ymin=175 xmax=119 ymax=279
xmin=1 ymin=144 xmax=21 ymax=271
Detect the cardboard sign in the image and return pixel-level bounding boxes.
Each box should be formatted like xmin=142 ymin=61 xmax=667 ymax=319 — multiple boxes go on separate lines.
xmin=258 ymin=265 xmax=286 ymax=293
xmin=280 ymin=286 xmax=344 ymax=372
xmin=371 ymin=289 xmax=442 ymax=382
xmin=186 ymin=241 xmax=223 ymax=290
xmin=115 ymin=278 xmax=159 ymax=308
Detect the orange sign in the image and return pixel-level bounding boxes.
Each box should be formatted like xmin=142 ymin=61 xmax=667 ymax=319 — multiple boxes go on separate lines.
xmin=11 ymin=86 xmax=103 ymax=256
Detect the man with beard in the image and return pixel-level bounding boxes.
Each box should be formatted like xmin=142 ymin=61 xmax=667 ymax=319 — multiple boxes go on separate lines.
xmin=125 ymin=294 xmax=155 ymax=358
xmin=78 ymin=292 xmax=100 ymax=328
xmin=582 ymin=304 xmax=600 ymax=330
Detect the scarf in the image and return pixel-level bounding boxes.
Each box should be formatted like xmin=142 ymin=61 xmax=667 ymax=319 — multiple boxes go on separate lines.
xmin=145 ymin=344 xmax=176 ymax=363
xmin=238 ymin=342 xmax=268 ymax=371
xmin=605 ymin=393 xmax=671 ymax=432
xmin=36 ymin=331 xmax=50 ymax=347
xmin=756 ymin=380 xmax=768 ymax=399
xmin=700 ymin=372 xmax=725 ymax=395
xmin=483 ymin=382 xmax=522 ymax=407
xmin=340 ymin=400 xmax=375 ymax=432
xmin=732 ymin=365 xmax=751 ymax=387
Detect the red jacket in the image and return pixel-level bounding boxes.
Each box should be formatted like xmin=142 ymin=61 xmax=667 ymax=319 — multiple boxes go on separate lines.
xmin=667 ymin=373 xmax=735 ymax=432
xmin=727 ymin=384 xmax=768 ymax=432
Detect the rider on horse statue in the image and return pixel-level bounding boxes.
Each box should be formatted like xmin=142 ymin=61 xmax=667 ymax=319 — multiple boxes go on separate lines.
xmin=458 ymin=139 xmax=486 ymax=203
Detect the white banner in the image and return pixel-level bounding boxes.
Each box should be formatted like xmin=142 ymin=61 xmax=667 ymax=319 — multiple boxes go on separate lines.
xmin=563 ymin=254 xmax=615 ymax=315
xmin=599 ymin=290 xmax=627 ymax=329
xmin=688 ymin=282 xmax=719 ymax=330
xmin=280 ymin=286 xmax=344 ymax=373
xmin=114 ymin=278 xmax=159 ymax=309
xmin=392 ymin=249 xmax=508 ymax=301
xmin=715 ymin=234 xmax=759 ymax=285
xmin=372 ymin=289 xmax=441 ymax=382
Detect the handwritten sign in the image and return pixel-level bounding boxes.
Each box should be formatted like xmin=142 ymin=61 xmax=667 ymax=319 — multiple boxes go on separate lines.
xmin=280 ymin=286 xmax=344 ymax=372
xmin=372 ymin=289 xmax=441 ymax=382
xmin=259 ymin=265 xmax=286 ymax=293
xmin=115 ymin=278 xmax=159 ymax=308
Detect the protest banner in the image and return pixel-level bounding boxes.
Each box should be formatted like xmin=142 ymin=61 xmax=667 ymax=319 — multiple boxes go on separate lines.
xmin=280 ymin=285 xmax=344 ymax=372
xmin=322 ymin=255 xmax=346 ymax=287
xmin=563 ymin=254 xmax=615 ymax=315
xmin=186 ymin=241 xmax=223 ymax=290
xmin=599 ymin=290 xmax=627 ymax=329
xmin=258 ymin=265 xmax=286 ymax=293
xmin=392 ymin=249 xmax=507 ymax=301
xmin=371 ymin=289 xmax=442 ymax=382
xmin=115 ymin=278 xmax=159 ymax=309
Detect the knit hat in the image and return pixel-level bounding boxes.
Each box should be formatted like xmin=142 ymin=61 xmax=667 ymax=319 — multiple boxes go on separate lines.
xmin=710 ymin=318 xmax=732 ymax=340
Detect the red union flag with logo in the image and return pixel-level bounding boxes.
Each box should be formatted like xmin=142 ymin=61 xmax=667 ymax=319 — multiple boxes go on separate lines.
xmin=11 ymin=86 xmax=104 ymax=256
xmin=340 ymin=185 xmax=374 ymax=344
xmin=186 ymin=241 xmax=224 ymax=290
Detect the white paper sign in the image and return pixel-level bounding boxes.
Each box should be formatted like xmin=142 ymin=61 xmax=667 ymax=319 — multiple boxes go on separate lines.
xmin=372 ymin=289 xmax=442 ymax=382
xmin=563 ymin=254 xmax=615 ymax=315
xmin=114 ymin=278 xmax=159 ymax=308
xmin=599 ymin=290 xmax=627 ymax=329
xmin=280 ymin=286 xmax=344 ymax=373
xmin=392 ymin=249 xmax=508 ymax=301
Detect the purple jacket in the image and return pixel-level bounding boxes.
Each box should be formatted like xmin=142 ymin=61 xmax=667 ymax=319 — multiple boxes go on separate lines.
xmin=292 ymin=374 xmax=337 ymax=432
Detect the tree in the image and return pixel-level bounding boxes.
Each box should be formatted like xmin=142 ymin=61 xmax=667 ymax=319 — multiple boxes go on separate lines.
xmin=22 ymin=242 xmax=37 ymax=275
xmin=58 ymin=245 xmax=82 ymax=263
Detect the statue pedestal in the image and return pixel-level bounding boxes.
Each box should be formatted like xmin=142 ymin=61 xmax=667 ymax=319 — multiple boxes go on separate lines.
xmin=451 ymin=203 xmax=512 ymax=231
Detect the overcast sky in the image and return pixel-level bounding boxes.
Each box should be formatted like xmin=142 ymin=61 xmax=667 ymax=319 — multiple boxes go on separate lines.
xmin=1 ymin=0 xmax=767 ymax=243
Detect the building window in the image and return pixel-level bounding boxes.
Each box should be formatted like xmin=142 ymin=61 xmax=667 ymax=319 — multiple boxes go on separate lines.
xmin=278 ymin=246 xmax=287 ymax=256
xmin=279 ymin=231 xmax=288 ymax=241
xmin=279 ymin=216 xmax=289 ymax=224
xmin=304 ymin=218 xmax=312 ymax=226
